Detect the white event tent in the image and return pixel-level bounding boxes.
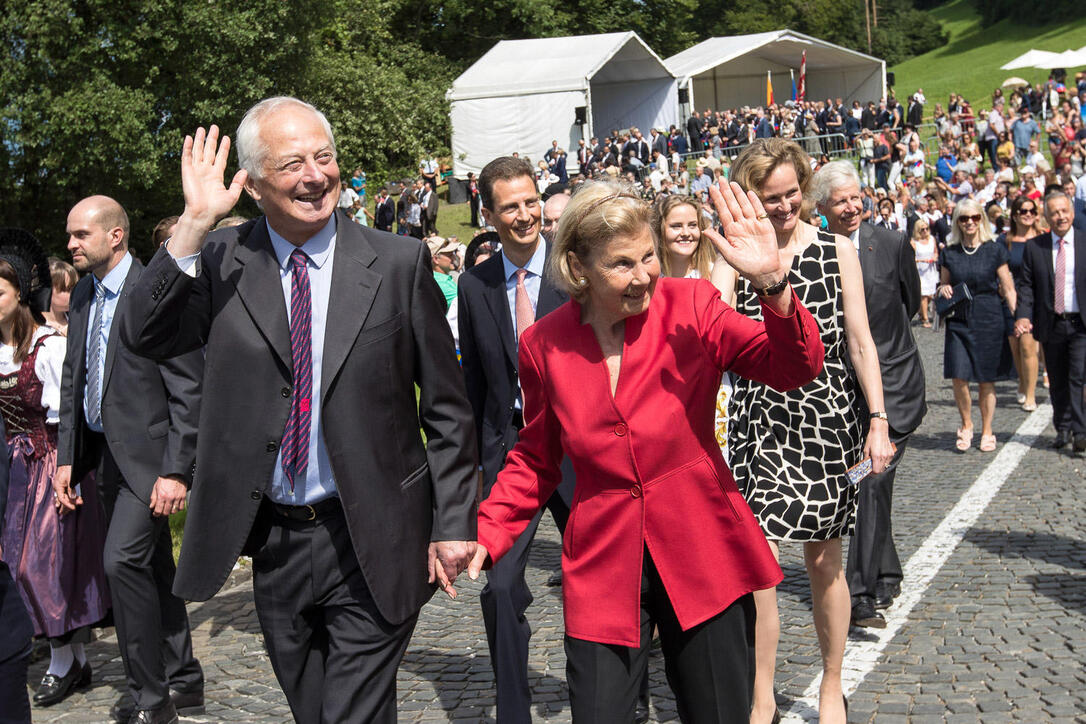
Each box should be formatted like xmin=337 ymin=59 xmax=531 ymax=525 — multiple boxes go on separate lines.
xmin=1002 ymin=47 xmax=1086 ymax=71
xmin=666 ymin=30 xmax=885 ymax=113
xmin=447 ymin=32 xmax=679 ymax=178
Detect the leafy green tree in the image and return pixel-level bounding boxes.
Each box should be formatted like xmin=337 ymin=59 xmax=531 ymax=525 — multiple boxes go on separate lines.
xmin=0 ymin=0 xmax=451 ymax=257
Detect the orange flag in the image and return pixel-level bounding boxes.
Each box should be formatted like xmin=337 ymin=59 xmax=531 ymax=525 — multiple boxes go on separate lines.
xmin=766 ymin=71 xmax=774 ymax=106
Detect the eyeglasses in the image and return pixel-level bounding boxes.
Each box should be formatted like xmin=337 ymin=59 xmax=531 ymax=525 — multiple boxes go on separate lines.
xmin=959 ymin=214 xmax=982 ymax=224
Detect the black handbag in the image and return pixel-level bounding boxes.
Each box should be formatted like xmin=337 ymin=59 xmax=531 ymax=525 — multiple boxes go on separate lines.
xmin=935 ymin=281 xmax=973 ymax=321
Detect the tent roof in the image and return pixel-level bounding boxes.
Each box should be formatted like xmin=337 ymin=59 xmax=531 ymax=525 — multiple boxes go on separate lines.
xmin=666 ymin=29 xmax=882 ymax=82
xmin=1003 ymin=47 xmax=1086 ymax=70
xmin=447 ymin=32 xmax=674 ymax=101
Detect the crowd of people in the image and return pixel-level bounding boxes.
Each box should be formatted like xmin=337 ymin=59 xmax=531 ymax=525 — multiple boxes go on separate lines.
xmin=0 ymin=77 xmax=1084 ymax=724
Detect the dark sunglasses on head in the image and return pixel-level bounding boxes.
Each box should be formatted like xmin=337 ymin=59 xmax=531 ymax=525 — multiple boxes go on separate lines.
xmin=959 ymin=214 xmax=982 ymax=223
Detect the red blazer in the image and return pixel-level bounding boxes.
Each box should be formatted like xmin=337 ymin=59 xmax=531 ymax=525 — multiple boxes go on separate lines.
xmin=478 ymin=278 xmax=825 ymax=646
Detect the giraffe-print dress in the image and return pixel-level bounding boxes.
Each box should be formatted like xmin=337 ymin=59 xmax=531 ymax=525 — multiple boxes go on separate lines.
xmin=727 ymin=230 xmax=863 ymax=541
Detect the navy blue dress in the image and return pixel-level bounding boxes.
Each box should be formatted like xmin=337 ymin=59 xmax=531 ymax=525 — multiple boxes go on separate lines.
xmin=942 ymin=241 xmax=1015 ymax=382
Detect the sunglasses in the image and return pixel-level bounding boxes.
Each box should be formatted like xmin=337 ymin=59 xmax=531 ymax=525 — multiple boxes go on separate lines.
xmin=959 ymin=214 xmax=982 ymax=224
xmin=1017 ymin=208 xmax=1036 ymax=216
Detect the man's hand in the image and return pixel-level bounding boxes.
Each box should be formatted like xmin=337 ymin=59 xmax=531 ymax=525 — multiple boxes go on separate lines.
xmin=52 ymin=465 xmax=81 ymax=516
xmin=170 ymin=125 xmax=249 ymax=257
xmin=427 ymin=541 xmax=477 ymax=599
xmin=149 ymin=475 xmax=188 ymax=517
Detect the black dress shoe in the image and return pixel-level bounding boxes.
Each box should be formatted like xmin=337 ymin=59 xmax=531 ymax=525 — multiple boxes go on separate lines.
xmin=129 ymin=702 xmax=179 ymax=724
xmin=850 ymin=599 xmax=886 ymax=628
xmin=1073 ymin=435 xmax=1086 ymax=457
xmin=875 ymin=581 xmax=901 ymax=609
xmin=1052 ymin=430 xmax=1072 ymax=449
xmin=111 ymin=696 xmax=135 ymax=723
xmin=33 ymin=661 xmax=84 ymax=706
xmin=169 ymin=688 xmax=205 ymax=715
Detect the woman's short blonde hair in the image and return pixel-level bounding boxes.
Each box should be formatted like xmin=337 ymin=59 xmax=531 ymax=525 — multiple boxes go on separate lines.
xmin=948 ymin=198 xmax=994 ymax=245
xmin=548 ymin=180 xmax=652 ymax=300
xmin=729 ymin=138 xmax=813 ymax=197
xmin=651 ymin=194 xmax=714 ymax=279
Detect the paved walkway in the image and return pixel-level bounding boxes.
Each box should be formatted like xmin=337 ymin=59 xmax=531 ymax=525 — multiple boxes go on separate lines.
xmin=31 ymin=325 xmax=1086 ymax=722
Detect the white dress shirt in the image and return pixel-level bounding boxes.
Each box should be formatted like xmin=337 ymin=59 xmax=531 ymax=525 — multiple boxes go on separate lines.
xmin=1053 ymin=227 xmax=1079 ymax=314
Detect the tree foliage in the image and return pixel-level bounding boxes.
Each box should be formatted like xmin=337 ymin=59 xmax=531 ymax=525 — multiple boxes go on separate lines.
xmin=0 ymin=0 xmax=451 ymax=257
xmin=970 ymin=0 xmax=1082 ymax=26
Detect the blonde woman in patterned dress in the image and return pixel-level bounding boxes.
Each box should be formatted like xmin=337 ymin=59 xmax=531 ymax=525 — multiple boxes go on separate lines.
xmin=714 ymin=139 xmax=894 ymax=724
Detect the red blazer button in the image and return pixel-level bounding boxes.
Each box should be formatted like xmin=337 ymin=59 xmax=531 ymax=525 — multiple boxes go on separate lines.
xmin=630 ymin=484 xmax=642 ymax=498
xmin=614 ymin=422 xmax=628 ymax=436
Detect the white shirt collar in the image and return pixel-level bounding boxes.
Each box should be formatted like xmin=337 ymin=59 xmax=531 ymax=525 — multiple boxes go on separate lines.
xmin=502 ymin=239 xmax=547 ymax=281
xmin=95 ymin=252 xmax=133 ymax=296
xmin=1055 ymin=227 xmax=1075 ymax=245
xmin=268 ymin=215 xmax=337 ymax=270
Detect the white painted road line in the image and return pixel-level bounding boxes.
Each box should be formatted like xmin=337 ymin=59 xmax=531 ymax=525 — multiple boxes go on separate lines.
xmin=781 ymin=403 xmax=1053 ymax=722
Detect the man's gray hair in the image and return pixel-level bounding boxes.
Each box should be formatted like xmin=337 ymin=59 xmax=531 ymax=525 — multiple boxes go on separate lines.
xmin=236 ymin=96 xmax=336 ymax=181
xmin=809 ymin=160 xmax=862 ymax=208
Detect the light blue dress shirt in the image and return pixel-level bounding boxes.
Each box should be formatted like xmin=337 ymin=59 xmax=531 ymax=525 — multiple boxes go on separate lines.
xmin=502 ymin=241 xmax=547 ymax=409
xmin=83 ymin=252 xmax=133 ymax=432
xmin=168 ymin=216 xmax=339 ymax=505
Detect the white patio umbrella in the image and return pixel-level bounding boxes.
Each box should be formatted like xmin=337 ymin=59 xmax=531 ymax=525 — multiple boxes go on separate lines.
xmin=1002 ymin=76 xmax=1029 ymax=87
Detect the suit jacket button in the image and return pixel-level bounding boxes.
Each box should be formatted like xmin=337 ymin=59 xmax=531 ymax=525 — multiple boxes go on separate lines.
xmin=266 ymin=441 xmax=278 ymax=452
xmin=630 ymin=484 xmax=642 ymax=498
xmin=281 ymin=387 xmax=291 ymax=398
xmin=614 ymin=422 xmax=628 ymax=436
xmin=250 ymin=490 xmax=262 ymax=500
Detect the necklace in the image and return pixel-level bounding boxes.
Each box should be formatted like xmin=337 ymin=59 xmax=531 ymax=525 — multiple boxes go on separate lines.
xmin=962 ymin=241 xmax=982 ymax=255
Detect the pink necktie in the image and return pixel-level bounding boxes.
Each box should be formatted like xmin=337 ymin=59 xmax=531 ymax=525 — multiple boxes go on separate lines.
xmin=1055 ymin=237 xmax=1067 ymax=315
xmin=515 ymin=268 xmax=534 ymax=340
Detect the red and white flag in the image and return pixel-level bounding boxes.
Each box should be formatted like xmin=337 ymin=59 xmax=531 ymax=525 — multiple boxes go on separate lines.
xmin=798 ymin=50 xmax=807 ymax=101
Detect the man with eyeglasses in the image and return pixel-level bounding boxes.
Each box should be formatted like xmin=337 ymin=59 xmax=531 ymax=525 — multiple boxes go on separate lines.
xmin=1016 ymin=192 xmax=1086 ymax=454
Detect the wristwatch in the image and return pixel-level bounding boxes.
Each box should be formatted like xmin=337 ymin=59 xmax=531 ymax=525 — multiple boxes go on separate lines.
xmin=870 ymin=411 xmax=889 ymax=421
xmin=753 ymin=276 xmax=789 ymax=297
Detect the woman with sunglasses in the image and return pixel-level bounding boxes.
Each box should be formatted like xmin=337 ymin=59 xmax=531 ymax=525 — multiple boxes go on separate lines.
xmin=999 ymin=196 xmax=1047 ymax=411
xmin=938 ymin=199 xmax=1017 ymax=452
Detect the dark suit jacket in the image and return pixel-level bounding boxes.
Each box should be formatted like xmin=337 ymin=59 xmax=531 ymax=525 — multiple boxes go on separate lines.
xmin=1017 ymin=228 xmax=1086 ymax=344
xmin=457 ymin=250 xmax=571 ymax=500
xmin=855 ymin=223 xmax=926 ymax=434
xmin=120 ymin=212 xmax=477 ymax=624
xmin=375 ymin=196 xmax=395 ymax=231
xmin=0 ymin=416 xmax=33 ymax=664
xmin=57 ymin=255 xmax=202 ymax=502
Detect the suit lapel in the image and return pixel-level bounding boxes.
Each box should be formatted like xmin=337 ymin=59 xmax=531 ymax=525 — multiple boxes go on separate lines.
xmin=479 ymin=256 xmax=517 ymax=366
xmin=233 ymin=220 xmax=293 ymax=372
xmin=69 ymin=277 xmax=94 ymax=395
xmin=102 ymin=257 xmax=141 ymax=395
xmin=321 ymin=218 xmax=380 ymax=403
xmin=537 ymin=245 xmax=568 ymax=319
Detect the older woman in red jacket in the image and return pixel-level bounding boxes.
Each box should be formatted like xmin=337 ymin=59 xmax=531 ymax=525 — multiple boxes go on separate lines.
xmin=467 ymin=178 xmax=825 ymax=722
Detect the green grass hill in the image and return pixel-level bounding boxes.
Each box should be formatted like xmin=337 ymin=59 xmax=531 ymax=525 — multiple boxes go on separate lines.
xmin=890 ymin=0 xmax=1086 ymax=118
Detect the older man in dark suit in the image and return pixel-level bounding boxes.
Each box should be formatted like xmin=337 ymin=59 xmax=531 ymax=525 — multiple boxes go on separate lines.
xmin=54 ymin=196 xmax=205 ymax=724
xmin=457 ymin=156 xmax=573 ymax=723
xmin=120 ymin=97 xmax=477 ymax=724
xmin=813 ymin=161 xmax=926 ymax=628
xmin=1016 ymin=192 xmax=1086 ymax=454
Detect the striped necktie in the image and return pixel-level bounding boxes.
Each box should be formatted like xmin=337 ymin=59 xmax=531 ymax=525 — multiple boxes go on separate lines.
xmin=281 ymin=249 xmax=312 ymax=493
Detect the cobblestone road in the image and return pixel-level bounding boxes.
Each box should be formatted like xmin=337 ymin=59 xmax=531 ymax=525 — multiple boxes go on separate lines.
xmin=31 ymin=325 xmax=1086 ymax=722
